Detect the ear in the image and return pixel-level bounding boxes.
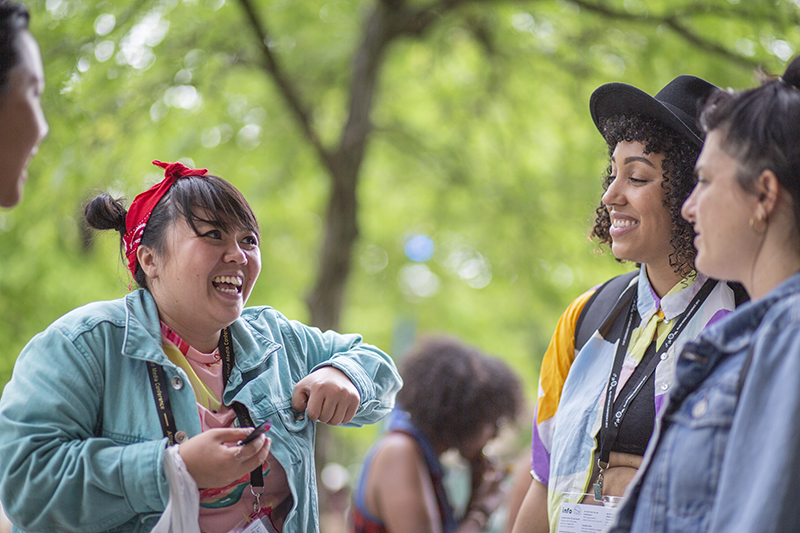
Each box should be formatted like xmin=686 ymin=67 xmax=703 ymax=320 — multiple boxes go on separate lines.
xmin=754 ymin=169 xmax=781 ymax=218
xmin=137 ymin=245 xmax=159 ymax=280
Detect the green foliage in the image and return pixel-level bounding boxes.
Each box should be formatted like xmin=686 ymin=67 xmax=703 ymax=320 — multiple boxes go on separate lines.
xmin=1 ymin=0 xmax=798 ymax=472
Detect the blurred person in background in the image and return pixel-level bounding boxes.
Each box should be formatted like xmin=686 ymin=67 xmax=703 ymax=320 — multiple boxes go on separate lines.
xmin=0 ymin=0 xmax=47 ymax=208
xmin=350 ymin=335 xmax=524 ymax=533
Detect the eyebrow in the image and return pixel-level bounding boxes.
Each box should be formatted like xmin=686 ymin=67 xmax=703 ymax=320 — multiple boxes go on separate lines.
xmin=622 ymin=156 xmax=656 ymax=168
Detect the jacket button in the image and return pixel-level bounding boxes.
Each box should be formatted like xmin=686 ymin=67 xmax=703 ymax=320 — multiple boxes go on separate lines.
xmin=171 ymin=376 xmax=184 ymax=390
xmin=295 ymin=412 xmax=305 ymax=422
xmin=175 ymin=431 xmax=188 ymax=443
xmin=692 ymin=398 xmax=708 ymax=418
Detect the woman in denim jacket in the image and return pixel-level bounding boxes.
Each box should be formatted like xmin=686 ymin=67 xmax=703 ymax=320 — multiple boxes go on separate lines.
xmin=0 ymin=161 xmax=402 ymax=533
xmin=609 ymin=54 xmax=800 ymax=532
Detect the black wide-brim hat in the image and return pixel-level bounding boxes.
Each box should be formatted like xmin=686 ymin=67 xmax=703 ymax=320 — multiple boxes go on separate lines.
xmin=589 ymin=75 xmax=719 ymax=148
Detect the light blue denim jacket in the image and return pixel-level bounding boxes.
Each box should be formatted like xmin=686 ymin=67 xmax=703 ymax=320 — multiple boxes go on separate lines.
xmin=0 ymin=289 xmax=402 ymax=533
xmin=609 ymin=271 xmax=800 ymax=533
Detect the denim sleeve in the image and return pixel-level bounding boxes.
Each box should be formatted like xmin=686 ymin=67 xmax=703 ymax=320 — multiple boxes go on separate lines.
xmin=709 ymin=321 xmax=800 ymax=532
xmin=0 ymin=326 xmax=169 ymax=532
xmin=279 ymin=315 xmax=402 ymax=426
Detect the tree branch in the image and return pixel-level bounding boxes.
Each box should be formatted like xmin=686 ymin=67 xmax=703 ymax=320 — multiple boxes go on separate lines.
xmin=663 ymin=16 xmax=759 ymax=69
xmin=569 ymin=0 xmax=762 ymax=70
xmin=235 ymin=0 xmax=333 ymax=169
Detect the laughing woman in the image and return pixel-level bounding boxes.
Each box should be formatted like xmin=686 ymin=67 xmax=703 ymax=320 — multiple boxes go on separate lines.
xmin=512 ymin=77 xmax=745 ymax=533
xmin=0 ymin=160 xmax=402 ymax=533
xmin=609 ymin=55 xmax=800 ymax=533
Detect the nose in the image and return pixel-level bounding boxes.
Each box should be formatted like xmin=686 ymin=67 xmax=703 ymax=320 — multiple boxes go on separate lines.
xmin=224 ymin=242 xmax=248 ymax=264
xmin=682 ymin=185 xmax=698 ymax=223
xmin=39 ymin=115 xmax=49 ymax=142
xmin=602 ymin=176 xmax=624 ymax=208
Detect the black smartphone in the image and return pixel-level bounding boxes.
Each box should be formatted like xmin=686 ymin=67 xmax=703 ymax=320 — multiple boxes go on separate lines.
xmin=239 ymin=420 xmax=272 ymax=446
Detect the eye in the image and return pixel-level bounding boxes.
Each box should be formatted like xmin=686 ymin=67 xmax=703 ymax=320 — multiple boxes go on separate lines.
xmin=201 ymin=229 xmax=222 ymax=239
xmin=629 ymin=176 xmax=647 ymax=184
xmin=242 ymin=235 xmax=259 ymax=246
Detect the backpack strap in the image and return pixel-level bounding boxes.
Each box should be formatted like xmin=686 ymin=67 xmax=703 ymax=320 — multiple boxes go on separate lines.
xmin=574 ymin=270 xmax=639 ymax=352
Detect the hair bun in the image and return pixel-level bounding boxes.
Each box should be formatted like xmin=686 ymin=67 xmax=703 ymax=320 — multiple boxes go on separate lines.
xmin=782 ymin=55 xmax=800 ymax=90
xmin=85 ymin=193 xmax=128 ymax=235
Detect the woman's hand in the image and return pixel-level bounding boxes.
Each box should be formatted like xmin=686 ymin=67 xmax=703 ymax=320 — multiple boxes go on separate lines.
xmin=291 ymin=366 xmax=360 ymax=425
xmin=178 ymin=427 xmax=270 ymax=489
xmin=467 ymin=454 xmax=507 ymax=518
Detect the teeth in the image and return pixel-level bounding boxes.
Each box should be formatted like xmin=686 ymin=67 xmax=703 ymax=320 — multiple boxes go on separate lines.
xmin=611 ymin=219 xmax=637 ymax=228
xmin=212 ymin=275 xmax=243 ymax=287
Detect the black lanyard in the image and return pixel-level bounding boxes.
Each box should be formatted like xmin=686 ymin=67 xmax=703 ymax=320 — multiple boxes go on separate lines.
xmin=597 ymin=279 xmax=716 ymax=468
xmin=147 ymin=327 xmax=264 ymax=489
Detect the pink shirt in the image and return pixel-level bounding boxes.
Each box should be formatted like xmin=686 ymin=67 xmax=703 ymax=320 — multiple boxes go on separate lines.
xmin=161 ymin=324 xmax=291 ymax=532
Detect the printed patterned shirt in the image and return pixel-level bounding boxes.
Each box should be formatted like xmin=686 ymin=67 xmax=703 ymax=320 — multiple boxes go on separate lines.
xmin=530 ymin=268 xmax=736 ymax=532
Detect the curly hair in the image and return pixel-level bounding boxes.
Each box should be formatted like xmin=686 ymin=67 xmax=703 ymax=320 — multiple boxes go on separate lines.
xmin=396 ymin=335 xmax=523 ymax=451
xmin=590 ymin=114 xmax=700 ymax=278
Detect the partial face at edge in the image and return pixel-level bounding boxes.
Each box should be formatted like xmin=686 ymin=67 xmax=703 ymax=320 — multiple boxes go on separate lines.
xmin=682 ymin=130 xmax=760 ymax=282
xmin=0 ymin=30 xmax=48 ymax=208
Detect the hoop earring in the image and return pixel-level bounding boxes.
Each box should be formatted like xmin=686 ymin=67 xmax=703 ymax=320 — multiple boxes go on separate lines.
xmin=749 ymin=211 xmax=768 ymax=233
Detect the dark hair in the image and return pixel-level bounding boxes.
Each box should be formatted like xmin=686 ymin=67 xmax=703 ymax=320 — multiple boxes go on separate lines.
xmin=85 ymin=174 xmax=260 ymax=289
xmin=397 ymin=335 xmax=523 ymax=451
xmin=591 ymin=114 xmax=700 ymax=278
xmin=700 ymin=55 xmax=800 ymax=231
xmin=0 ymin=1 xmax=29 ymax=92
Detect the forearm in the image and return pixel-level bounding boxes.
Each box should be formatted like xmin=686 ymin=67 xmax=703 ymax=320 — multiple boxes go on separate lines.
xmin=511 ymin=478 xmax=550 ymax=533
xmin=0 ymin=436 xmax=169 ymax=531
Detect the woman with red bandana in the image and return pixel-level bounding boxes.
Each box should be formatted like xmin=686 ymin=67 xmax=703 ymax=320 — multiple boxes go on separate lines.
xmin=0 ymin=160 xmax=402 ymax=533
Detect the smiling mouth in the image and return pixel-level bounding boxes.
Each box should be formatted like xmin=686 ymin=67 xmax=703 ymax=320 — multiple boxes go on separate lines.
xmin=212 ymin=275 xmax=243 ymax=294
xmin=611 ymin=218 xmax=638 ymax=228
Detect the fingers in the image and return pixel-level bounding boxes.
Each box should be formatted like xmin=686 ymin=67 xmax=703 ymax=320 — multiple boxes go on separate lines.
xmin=292 ymin=367 xmax=360 ymax=425
xmin=291 ymin=386 xmax=309 ymax=415
xmin=179 ymin=427 xmax=271 ymax=489
xmin=305 ymin=394 xmax=359 ymax=425
xmin=237 ymin=436 xmax=272 ymax=473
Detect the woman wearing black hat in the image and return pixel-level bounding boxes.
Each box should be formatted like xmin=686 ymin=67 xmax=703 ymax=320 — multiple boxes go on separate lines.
xmin=511 ymin=77 xmax=744 ymax=533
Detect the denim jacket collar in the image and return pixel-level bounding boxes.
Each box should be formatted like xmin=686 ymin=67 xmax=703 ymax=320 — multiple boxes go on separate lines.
xmin=671 ymin=272 xmax=800 ymax=408
xmin=700 ymin=271 xmax=800 ymax=355
xmin=119 ymin=289 xmax=282 ymax=385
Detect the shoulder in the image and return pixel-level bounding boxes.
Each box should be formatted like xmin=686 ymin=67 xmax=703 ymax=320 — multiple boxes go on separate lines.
xmin=564 ymin=287 xmax=597 ymax=323
xmin=44 ymin=296 xmax=129 ymax=341
xmin=369 ymin=432 xmax=428 ymax=482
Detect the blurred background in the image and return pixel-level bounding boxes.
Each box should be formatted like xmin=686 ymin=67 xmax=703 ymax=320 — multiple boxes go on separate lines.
xmin=1 ymin=0 xmax=798 ymax=531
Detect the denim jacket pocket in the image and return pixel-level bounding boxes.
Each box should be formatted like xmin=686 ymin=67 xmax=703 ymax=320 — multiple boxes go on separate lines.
xmin=661 ymin=369 xmax=738 ymax=523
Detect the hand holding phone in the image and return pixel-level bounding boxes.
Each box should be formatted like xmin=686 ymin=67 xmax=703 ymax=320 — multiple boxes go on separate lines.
xmin=238 ymin=420 xmax=272 ymax=446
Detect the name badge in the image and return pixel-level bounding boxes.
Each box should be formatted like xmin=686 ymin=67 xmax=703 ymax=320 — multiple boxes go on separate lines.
xmin=556 ymin=493 xmax=620 ymax=533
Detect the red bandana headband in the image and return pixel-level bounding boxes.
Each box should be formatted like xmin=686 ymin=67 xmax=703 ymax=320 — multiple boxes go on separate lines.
xmin=123 ymin=160 xmax=209 ymax=277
